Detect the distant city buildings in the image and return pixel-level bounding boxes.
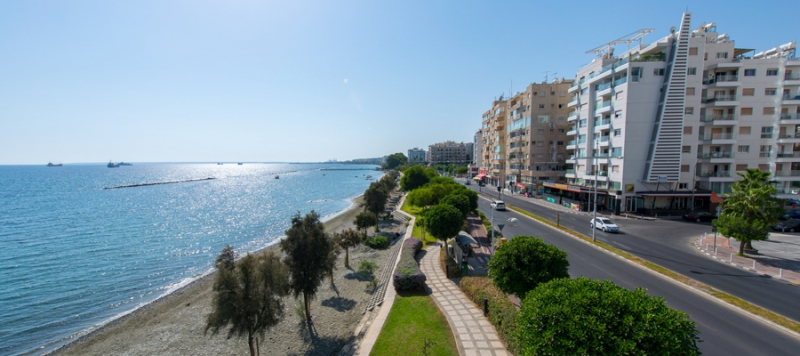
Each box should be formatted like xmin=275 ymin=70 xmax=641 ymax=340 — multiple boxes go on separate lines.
xmin=408 ymin=148 xmax=426 ymax=163
xmin=428 ymin=141 xmax=470 ymax=165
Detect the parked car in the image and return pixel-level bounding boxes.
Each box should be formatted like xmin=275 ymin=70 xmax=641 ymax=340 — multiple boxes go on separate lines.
xmin=590 ymin=217 xmax=619 ymax=232
xmin=773 ymin=219 xmax=800 ymax=232
xmin=779 ymin=209 xmax=800 ymax=220
xmin=785 ymin=198 xmax=800 ymax=206
xmin=682 ymin=211 xmax=716 ymax=222
xmin=464 ymin=179 xmax=471 ymax=185
xmin=490 ymin=200 xmax=506 ymax=211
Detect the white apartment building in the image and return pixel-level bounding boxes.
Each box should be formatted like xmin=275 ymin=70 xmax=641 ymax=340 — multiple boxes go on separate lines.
xmin=408 ymin=148 xmax=426 ymax=163
xmin=556 ymin=12 xmax=799 ymax=215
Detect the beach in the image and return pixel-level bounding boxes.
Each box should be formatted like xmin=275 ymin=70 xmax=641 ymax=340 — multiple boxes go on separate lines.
xmin=55 ymin=195 xmax=405 ymax=355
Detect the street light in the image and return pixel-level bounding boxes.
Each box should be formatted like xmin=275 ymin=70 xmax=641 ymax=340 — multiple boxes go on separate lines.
xmin=592 ymin=141 xmax=599 ymax=242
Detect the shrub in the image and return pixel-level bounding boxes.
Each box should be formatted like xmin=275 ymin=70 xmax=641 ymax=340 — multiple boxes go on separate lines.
xmin=488 ymin=235 xmax=569 ymax=297
xmin=393 ymin=237 xmax=426 ymax=290
xmin=516 ymin=277 xmax=701 ymax=355
xmin=364 ymin=235 xmax=389 ymax=249
xmin=358 ymin=260 xmax=378 ymax=278
xmin=459 ymin=276 xmax=520 ymax=354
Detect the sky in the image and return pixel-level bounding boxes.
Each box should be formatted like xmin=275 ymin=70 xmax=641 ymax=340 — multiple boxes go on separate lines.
xmin=1 ymin=0 xmax=798 ymax=164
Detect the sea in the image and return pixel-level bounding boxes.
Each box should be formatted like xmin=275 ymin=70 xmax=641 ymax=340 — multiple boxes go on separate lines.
xmin=0 ymin=163 xmax=382 ymax=355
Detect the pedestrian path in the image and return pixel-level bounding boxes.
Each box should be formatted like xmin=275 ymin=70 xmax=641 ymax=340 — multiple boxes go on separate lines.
xmin=466 ymin=214 xmax=491 ymax=270
xmin=694 ymin=233 xmax=800 ymax=285
xmin=419 ymin=243 xmax=510 ymax=356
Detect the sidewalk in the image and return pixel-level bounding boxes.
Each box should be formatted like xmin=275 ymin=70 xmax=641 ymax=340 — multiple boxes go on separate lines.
xmin=466 ymin=214 xmax=491 ymax=271
xmin=420 ymin=243 xmax=510 ymax=356
xmin=694 ymin=232 xmax=800 ymax=284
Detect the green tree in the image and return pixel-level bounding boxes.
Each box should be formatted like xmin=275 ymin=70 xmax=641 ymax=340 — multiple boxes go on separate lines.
xmin=384 ymin=153 xmax=408 ymax=170
xmin=487 ymin=236 xmax=569 ymax=297
xmin=335 ymin=228 xmax=362 ymax=266
xmin=407 ymin=187 xmax=436 ymax=207
xmin=280 ymin=211 xmax=334 ymax=321
xmin=425 ymin=203 xmax=464 ymax=246
xmin=455 ymin=166 xmax=469 ymax=175
xmin=355 ymin=211 xmax=378 ymax=237
xmin=713 ymin=168 xmax=783 ymax=255
xmin=206 ymin=249 xmax=289 ymax=356
xmin=440 ymin=193 xmax=470 ymax=220
xmin=516 ymin=277 xmax=701 ymax=355
xmin=401 ymin=165 xmax=432 ymax=191
xmin=455 ymin=187 xmax=479 ymax=212
xmin=363 ymin=181 xmax=389 ymax=230
xmin=215 ymin=244 xmax=236 ymax=270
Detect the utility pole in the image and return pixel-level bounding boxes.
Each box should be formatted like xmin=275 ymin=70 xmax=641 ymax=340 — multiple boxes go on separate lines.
xmin=592 ymin=141 xmax=598 ymax=242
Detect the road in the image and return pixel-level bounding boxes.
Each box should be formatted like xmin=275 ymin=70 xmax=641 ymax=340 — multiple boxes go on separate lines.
xmin=470 ymin=185 xmax=800 ymax=324
xmin=477 ymin=198 xmax=800 ymax=355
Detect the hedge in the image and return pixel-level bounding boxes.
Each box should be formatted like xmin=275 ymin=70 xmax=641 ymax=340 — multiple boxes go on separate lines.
xmin=364 ymin=235 xmax=389 ymax=249
xmin=459 ymin=276 xmax=520 ymax=355
xmin=392 ymin=237 xmax=426 ymax=290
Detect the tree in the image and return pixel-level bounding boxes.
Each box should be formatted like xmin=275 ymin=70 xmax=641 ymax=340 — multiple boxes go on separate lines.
xmin=335 ymin=228 xmax=362 ymax=266
xmin=425 ymin=203 xmax=464 ymax=246
xmin=206 ymin=249 xmax=289 ymax=356
xmin=407 ymin=187 xmax=436 ymax=207
xmin=280 ymin=211 xmax=334 ymax=321
xmin=363 ymin=181 xmax=389 ymax=230
xmin=455 ymin=166 xmax=469 ymax=175
xmin=401 ymin=165 xmax=432 ymax=191
xmin=327 ymin=233 xmax=341 ymax=285
xmin=384 ymin=153 xmax=408 ymax=170
xmin=487 ymin=235 xmax=569 ymax=297
xmin=713 ymin=168 xmax=783 ymax=255
xmin=215 ymin=244 xmax=236 ymax=270
xmin=355 ymin=211 xmax=378 ymax=237
xmin=515 ymin=277 xmax=701 ymax=355
xmin=440 ymin=193 xmax=470 ymax=220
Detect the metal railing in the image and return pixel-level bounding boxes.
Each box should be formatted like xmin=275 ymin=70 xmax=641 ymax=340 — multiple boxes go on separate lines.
xmin=777 ymin=152 xmax=800 ymax=158
xmin=782 ymin=94 xmax=800 ymax=101
xmin=780 ymin=114 xmax=800 ymax=121
xmin=775 ymin=187 xmax=800 ymax=194
xmin=700 ymin=114 xmax=737 ymax=122
xmin=699 ymin=132 xmax=736 ymax=140
xmin=786 ymin=73 xmax=800 ymax=80
xmin=779 ymin=133 xmax=800 ymax=139
xmin=594 ymin=119 xmax=611 ymax=126
xmin=702 ymin=95 xmax=738 ymax=103
xmin=703 ymin=75 xmax=739 ymax=84
xmin=697 ymin=170 xmax=731 ymax=177
xmin=775 ymin=170 xmax=800 ymax=177
xmin=697 ymin=151 xmax=734 ymax=159
xmin=595 ymin=101 xmax=612 ymax=110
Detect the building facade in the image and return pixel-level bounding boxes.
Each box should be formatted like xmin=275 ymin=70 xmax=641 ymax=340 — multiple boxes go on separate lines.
xmin=428 ymin=141 xmax=469 ymax=165
xmin=556 ymin=12 xmax=799 ymax=214
xmin=408 ymin=148 xmax=426 ymax=163
xmin=479 ymin=99 xmax=508 ymax=186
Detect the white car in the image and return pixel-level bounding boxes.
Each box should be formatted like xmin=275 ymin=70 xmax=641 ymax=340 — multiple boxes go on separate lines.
xmin=490 ymin=200 xmax=506 ymax=211
xmin=590 ymin=217 xmax=619 ymax=232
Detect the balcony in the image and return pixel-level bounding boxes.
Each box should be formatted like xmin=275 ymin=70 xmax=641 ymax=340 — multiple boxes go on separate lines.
xmin=697 ymin=170 xmax=732 ymax=178
xmin=698 ymin=132 xmax=736 ymax=143
xmin=778 ymin=132 xmax=800 ymax=143
xmin=567 ymin=127 xmax=578 ymax=136
xmin=566 ymin=169 xmax=576 ymax=176
xmin=775 ymin=187 xmax=800 ymax=195
xmin=782 ymin=94 xmax=800 ymax=105
xmin=777 ymin=152 xmax=800 ymax=161
xmin=702 ymin=95 xmax=738 ymax=105
xmin=699 ymin=114 xmax=737 ymax=123
xmin=568 ymin=97 xmax=579 ymax=107
xmin=614 ymin=76 xmax=628 ymax=87
xmin=786 ymin=73 xmax=800 ymax=86
xmin=703 ymin=75 xmax=739 ymax=86
xmin=595 ymin=81 xmax=613 ymax=95
xmin=780 ymin=113 xmax=800 ymax=123
xmin=595 ymin=101 xmax=612 ymax=113
xmin=697 ymin=151 xmax=735 ymax=160
xmin=568 ymin=111 xmax=579 ymax=122
xmin=775 ymin=170 xmax=800 ymax=177
xmin=566 ymin=140 xmax=577 ymax=150
xmin=594 ymin=119 xmax=611 ymax=131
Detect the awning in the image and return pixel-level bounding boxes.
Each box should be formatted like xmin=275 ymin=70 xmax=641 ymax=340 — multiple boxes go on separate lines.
xmin=544 ymin=182 xmax=608 ymax=195
xmin=637 ymin=191 xmax=712 ymax=198
xmin=474 ymin=173 xmax=486 ymax=179
xmin=456 ymin=231 xmax=478 ymax=247
xmin=515 ymin=183 xmax=526 ymax=188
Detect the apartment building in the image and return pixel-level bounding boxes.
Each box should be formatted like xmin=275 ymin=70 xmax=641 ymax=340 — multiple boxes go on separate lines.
xmin=428 ymin=141 xmax=469 ymax=165
xmin=408 ymin=148 xmax=426 ymax=163
xmin=558 ymin=12 xmax=799 ymax=214
xmin=473 ymin=129 xmax=482 ymax=168
xmin=478 ymin=99 xmax=508 ymax=186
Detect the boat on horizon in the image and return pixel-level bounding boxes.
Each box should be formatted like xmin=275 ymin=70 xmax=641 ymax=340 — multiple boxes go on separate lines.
xmin=46 ymin=162 xmax=63 ymax=167
xmin=238 ymin=163 xmax=243 ymax=165
xmin=217 ymin=163 xmax=223 ymax=165
xmin=275 ymin=175 xmax=279 ymax=179
xmin=118 ymin=162 xmax=132 ymax=166
xmin=107 ymin=161 xmax=119 ymax=168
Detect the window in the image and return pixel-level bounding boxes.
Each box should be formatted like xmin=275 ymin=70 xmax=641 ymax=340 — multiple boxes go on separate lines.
xmin=767 ymin=69 xmax=779 ymax=76
xmin=558 ymin=117 xmax=564 ymax=121
xmin=678 ymin=183 xmax=688 ymax=189
xmin=557 ymin=141 xmax=564 ymax=146
xmin=538 ymin=129 xmax=545 ymax=135
xmin=683 ymin=126 xmax=693 ymax=135
xmin=682 ymin=146 xmax=691 ymax=153
xmin=539 ymin=91 xmax=546 ymax=97
xmin=631 ymin=67 xmax=641 ymax=82
xmin=761 ymin=127 xmax=773 ymax=138
xmin=615 ymin=91 xmax=624 ymax=100
xmin=537 ymin=142 xmax=544 ymax=146
xmin=558 ymin=104 xmax=563 ymax=108
xmin=681 ymin=165 xmax=690 ymax=172
xmin=538 ymin=104 xmax=545 ymax=109
xmin=538 ymin=115 xmax=550 ymax=123
xmin=551 ymin=91 xmax=555 ymax=95
xmin=716 ymin=52 xmax=728 ymax=59
xmin=688 ymin=67 xmax=697 ymax=75
xmin=689 ymin=47 xmax=698 ymax=55
xmin=558 ymin=129 xmax=564 ymax=133
xmin=614 ymin=110 xmax=623 ymax=118
xmin=612 ymin=147 xmax=622 ymax=157
xmin=741 ymin=107 xmax=753 ymax=116
xmin=736 ymin=164 xmax=747 ymax=171
xmin=686 ymin=87 xmax=695 ymax=96
xmin=612 ymin=165 xmax=620 ymax=172
xmin=758 ymin=164 xmax=770 ymax=171
xmin=704 ymin=53 xmax=708 ymax=60
xmin=743 ymin=88 xmax=754 ymax=96
xmin=653 ymin=68 xmax=665 ymax=76
xmin=739 ymin=126 xmax=751 ymax=135
xmin=760 ymin=146 xmax=772 ymax=157
xmin=765 ymin=88 xmax=777 ymax=96
xmin=685 ymin=107 xmax=694 ymax=114
xmin=559 ymin=91 xmax=566 ymax=97
xmin=763 ymin=107 xmax=776 ymax=115
xmin=738 ymin=145 xmax=750 ymax=153
xmin=613 ymin=129 xmax=621 ymax=136
xmin=579 ymin=119 xmax=587 ymax=127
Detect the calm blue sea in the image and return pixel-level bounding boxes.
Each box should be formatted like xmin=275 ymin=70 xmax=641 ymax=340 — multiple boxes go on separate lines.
xmin=0 ymin=163 xmax=381 ymax=355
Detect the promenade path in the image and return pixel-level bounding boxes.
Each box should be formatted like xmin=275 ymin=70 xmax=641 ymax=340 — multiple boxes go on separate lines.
xmin=694 ymin=232 xmax=800 ymax=284
xmin=419 ymin=244 xmax=510 ymax=356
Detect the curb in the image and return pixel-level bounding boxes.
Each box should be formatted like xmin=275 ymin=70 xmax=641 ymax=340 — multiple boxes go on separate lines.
xmin=691 ymin=236 xmax=800 ymax=287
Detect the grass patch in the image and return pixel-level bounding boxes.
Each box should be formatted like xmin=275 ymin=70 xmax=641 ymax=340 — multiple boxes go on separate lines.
xmin=401 ymin=199 xmax=438 ymax=246
xmin=507 ymin=204 xmax=800 ymax=335
xmin=370 ymin=291 xmax=458 ymax=356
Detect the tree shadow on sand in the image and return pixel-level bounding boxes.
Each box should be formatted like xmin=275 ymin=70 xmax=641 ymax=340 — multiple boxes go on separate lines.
xmin=288 ymin=319 xmax=347 ymax=356
xmin=320 ymin=296 xmax=357 ymax=312
xmin=343 ymin=271 xmax=373 ymax=282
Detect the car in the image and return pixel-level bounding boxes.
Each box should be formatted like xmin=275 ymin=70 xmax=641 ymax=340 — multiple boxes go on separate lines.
xmin=780 ymin=209 xmax=800 ymax=220
xmin=786 ymin=198 xmax=800 ymax=206
xmin=590 ymin=217 xmax=619 ymax=232
xmin=465 ymin=179 xmax=471 ymax=185
xmin=490 ymin=200 xmax=506 ymax=211
xmin=682 ymin=211 xmax=716 ymax=222
xmin=773 ymin=219 xmax=800 ymax=232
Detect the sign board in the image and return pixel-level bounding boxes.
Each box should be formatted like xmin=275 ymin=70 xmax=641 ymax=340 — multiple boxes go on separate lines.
xmin=657 ymin=175 xmax=668 ymax=182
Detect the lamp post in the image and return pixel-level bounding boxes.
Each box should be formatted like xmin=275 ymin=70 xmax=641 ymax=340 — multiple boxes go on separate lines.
xmin=592 ymin=141 xmax=599 ymax=242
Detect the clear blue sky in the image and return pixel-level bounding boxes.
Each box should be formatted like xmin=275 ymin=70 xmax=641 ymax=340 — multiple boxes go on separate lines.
xmin=1 ymin=1 xmax=797 ymax=164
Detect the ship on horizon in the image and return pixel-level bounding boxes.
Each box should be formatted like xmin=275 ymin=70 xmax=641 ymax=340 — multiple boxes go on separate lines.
xmin=46 ymin=162 xmax=63 ymax=167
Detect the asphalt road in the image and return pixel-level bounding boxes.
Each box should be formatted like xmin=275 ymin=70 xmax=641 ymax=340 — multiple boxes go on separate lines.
xmin=470 ymin=185 xmax=800 ymax=324
xmin=478 ymin=198 xmax=800 ymax=356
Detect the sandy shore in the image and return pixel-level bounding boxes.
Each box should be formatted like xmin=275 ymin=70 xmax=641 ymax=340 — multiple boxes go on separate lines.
xmin=54 ymin=195 xmax=406 ymax=356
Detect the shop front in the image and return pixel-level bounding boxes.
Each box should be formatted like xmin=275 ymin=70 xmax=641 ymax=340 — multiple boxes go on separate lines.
xmin=542 ymin=183 xmax=611 ymax=213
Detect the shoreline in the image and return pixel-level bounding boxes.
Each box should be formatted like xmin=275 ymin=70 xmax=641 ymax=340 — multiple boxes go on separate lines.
xmin=51 ymin=194 xmax=367 ymax=355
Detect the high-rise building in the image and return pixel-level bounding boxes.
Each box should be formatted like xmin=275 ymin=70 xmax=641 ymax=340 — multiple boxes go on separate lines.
xmin=480 ymin=99 xmax=508 ymax=186
xmin=557 ymin=12 xmax=799 ymax=215
xmin=408 ymin=148 xmax=426 ymax=163
xmin=428 ymin=141 xmax=469 ymax=165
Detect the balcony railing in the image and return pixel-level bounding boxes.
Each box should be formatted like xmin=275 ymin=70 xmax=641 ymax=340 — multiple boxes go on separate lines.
xmin=568 ymin=111 xmax=579 ymax=118
xmin=778 ymin=152 xmax=800 ymax=158
xmin=699 ymin=132 xmax=736 ymax=140
xmin=570 ymin=79 xmax=584 ymax=88
xmin=700 ymin=114 xmax=737 ymax=122
xmin=569 ymin=97 xmax=579 ymax=105
xmin=567 ymin=140 xmax=576 ymax=146
xmin=703 ymin=75 xmax=739 ymax=84
xmin=702 ymin=95 xmax=738 ymax=103
xmin=775 ymin=187 xmax=800 ymax=194
xmin=595 ymin=101 xmax=612 ymax=110
xmin=566 ymin=169 xmax=575 ymax=175
xmin=782 ymin=94 xmax=800 ymax=101
xmin=786 ymin=73 xmax=800 ymax=80
xmin=614 ymin=76 xmax=628 ymax=86
xmin=595 ymin=82 xmax=613 ymax=91
xmin=594 ymin=119 xmax=611 ymax=127
xmin=598 ymin=136 xmax=610 ymax=142
xmin=698 ymin=151 xmax=734 ymax=159
xmin=775 ymin=170 xmax=800 ymax=177
xmin=567 ymin=154 xmax=586 ymax=159
xmin=698 ymin=170 xmax=731 ymax=177
xmin=779 ymin=133 xmax=800 ymax=139
xmin=781 ymin=114 xmax=800 ymax=121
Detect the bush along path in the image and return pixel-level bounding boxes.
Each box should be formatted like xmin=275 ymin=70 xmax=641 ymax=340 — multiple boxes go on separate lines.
xmin=366 ymin=233 xmax=406 ymax=312
xmin=420 ymin=243 xmax=510 ymax=356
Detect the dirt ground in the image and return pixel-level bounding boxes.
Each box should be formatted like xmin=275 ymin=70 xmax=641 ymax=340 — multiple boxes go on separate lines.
xmin=55 ymin=196 xmax=408 ymax=356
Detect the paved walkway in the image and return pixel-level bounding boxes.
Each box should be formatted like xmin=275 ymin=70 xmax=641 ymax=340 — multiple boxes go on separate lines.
xmin=466 ymin=214 xmax=491 ymax=270
xmin=420 ymin=243 xmax=510 ymax=356
xmin=694 ymin=232 xmax=800 ymax=285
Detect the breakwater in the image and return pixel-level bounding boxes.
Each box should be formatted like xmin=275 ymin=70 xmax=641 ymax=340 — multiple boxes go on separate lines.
xmin=103 ymin=177 xmax=216 ymax=189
